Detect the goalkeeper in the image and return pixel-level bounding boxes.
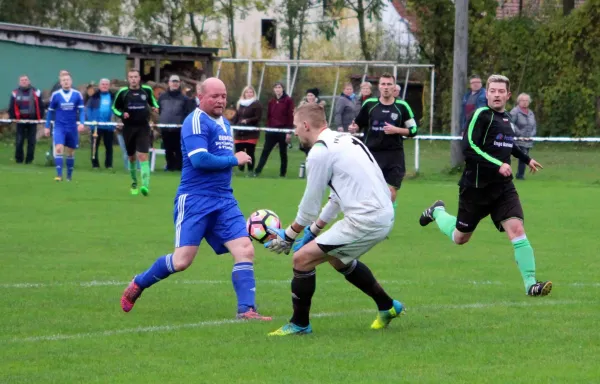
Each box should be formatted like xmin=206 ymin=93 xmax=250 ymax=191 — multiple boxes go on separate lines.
xmin=265 ymin=103 xmax=404 ymax=336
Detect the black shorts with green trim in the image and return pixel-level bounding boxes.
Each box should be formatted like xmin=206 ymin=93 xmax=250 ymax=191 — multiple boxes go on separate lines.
xmin=456 ymin=181 xmax=524 ymax=233
xmin=372 ymin=150 xmax=405 ymax=190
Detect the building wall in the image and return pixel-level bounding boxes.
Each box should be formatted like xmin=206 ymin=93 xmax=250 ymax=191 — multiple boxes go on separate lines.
xmin=202 ymin=1 xmax=406 ymax=59
xmin=0 ymin=40 xmax=127 ymax=108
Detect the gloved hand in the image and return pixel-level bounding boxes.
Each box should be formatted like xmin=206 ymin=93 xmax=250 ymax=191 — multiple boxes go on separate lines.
xmin=292 ymin=223 xmax=322 ymax=252
xmin=264 ymin=226 xmax=299 ymax=255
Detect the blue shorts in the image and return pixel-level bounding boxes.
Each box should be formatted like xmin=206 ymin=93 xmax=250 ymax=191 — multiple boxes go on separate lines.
xmin=53 ymin=128 xmax=79 ymax=149
xmin=173 ymin=194 xmax=248 ymax=254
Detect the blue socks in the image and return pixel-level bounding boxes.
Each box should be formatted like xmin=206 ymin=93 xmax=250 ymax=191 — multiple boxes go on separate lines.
xmin=66 ymin=155 xmax=74 ymax=180
xmin=232 ymin=262 xmax=256 ymax=313
xmin=55 ymin=155 xmax=63 ymax=178
xmin=132 ymin=258 xmax=256 ymax=313
xmin=134 ymin=254 xmax=177 ymax=289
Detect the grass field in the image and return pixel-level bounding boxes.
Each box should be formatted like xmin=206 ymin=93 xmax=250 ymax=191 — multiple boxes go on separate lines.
xmin=1 ymin=137 xmax=599 ymax=383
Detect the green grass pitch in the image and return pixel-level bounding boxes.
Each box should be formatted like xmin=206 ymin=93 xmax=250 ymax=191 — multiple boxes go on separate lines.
xmin=1 ymin=138 xmax=599 ymax=383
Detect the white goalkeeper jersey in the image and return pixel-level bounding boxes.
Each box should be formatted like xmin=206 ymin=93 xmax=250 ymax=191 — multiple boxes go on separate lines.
xmin=295 ymin=128 xmax=393 ymax=229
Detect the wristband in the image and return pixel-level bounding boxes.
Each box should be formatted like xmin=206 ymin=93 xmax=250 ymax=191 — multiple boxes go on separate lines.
xmin=309 ymin=222 xmax=323 ymax=236
xmin=284 ymin=226 xmax=300 ymax=241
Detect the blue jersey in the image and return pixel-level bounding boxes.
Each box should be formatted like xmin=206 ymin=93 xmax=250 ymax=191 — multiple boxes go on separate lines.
xmin=47 ymin=89 xmax=85 ymax=130
xmin=177 ymin=108 xmax=235 ymax=197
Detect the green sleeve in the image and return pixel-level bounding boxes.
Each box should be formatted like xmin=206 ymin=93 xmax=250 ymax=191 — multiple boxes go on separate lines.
xmin=111 ymin=87 xmax=127 ymax=117
xmin=465 ymin=107 xmax=502 ymax=167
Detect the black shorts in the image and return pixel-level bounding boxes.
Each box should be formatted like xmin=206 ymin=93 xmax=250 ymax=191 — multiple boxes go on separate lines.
xmin=456 ymin=181 xmax=524 ymax=233
xmin=372 ymin=150 xmax=405 ymax=189
xmin=122 ymin=125 xmax=151 ymax=156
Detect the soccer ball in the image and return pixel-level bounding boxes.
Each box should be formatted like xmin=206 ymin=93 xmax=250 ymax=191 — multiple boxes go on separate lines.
xmin=247 ymin=209 xmax=281 ymax=243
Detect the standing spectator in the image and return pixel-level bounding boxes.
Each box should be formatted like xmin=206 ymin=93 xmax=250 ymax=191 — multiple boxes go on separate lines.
xmin=86 ymin=78 xmax=115 ymax=169
xmin=231 ymin=85 xmax=262 ymax=174
xmin=298 ymin=88 xmax=325 ymax=154
xmin=334 ymin=83 xmax=356 ymax=132
xmin=158 ymin=75 xmax=194 ymax=171
xmin=253 ymin=82 xmax=294 ymax=177
xmin=8 ymin=75 xmax=44 ymax=164
xmin=510 ymin=93 xmax=537 ymax=180
xmin=461 ymin=75 xmax=488 ymax=132
xmin=355 ymin=81 xmax=373 ymax=113
xmin=298 ymin=88 xmax=325 ymax=107
xmin=393 ymin=84 xmax=401 ymax=99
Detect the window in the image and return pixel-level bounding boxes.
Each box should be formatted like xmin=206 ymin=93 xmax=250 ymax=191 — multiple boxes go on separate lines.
xmin=261 ymin=19 xmax=277 ymax=49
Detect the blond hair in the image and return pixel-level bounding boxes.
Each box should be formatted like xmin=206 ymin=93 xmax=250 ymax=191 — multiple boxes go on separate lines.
xmin=236 ymin=85 xmax=257 ymax=109
xmin=487 ymin=74 xmax=510 ymax=91
xmin=295 ymin=102 xmax=327 ymax=129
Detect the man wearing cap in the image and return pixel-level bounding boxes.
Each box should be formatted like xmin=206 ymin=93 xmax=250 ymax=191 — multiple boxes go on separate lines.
xmin=158 ymin=75 xmax=195 ymax=171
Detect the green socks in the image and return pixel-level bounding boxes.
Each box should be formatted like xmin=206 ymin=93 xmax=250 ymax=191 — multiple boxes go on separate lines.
xmin=432 ymin=208 xmax=457 ymax=241
xmin=140 ymin=161 xmax=150 ymax=189
xmin=512 ymin=236 xmax=537 ymax=292
xmin=129 ymin=161 xmax=137 ymax=184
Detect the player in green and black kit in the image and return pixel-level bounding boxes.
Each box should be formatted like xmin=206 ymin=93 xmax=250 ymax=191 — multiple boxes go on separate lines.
xmin=418 ymin=74 xmax=551 ymax=297
xmin=349 ymin=73 xmax=418 ymax=206
xmin=112 ymin=69 xmax=159 ymax=196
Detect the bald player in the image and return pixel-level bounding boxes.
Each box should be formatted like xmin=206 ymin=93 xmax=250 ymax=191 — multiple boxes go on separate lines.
xmin=120 ymin=78 xmax=272 ymax=321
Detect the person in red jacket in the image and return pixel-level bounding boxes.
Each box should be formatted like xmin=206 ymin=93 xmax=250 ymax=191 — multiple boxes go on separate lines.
xmin=253 ymin=82 xmax=294 ymax=177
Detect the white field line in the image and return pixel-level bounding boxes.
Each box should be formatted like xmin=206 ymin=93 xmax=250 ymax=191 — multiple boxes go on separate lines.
xmin=6 ymin=299 xmax=583 ymax=344
xmin=1 ymin=279 xmax=599 ymax=289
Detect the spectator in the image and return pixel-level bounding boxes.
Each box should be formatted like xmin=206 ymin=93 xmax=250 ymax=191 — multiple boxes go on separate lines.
xmin=355 ymin=81 xmax=373 ymax=113
xmin=298 ymin=88 xmax=325 ymax=107
xmin=510 ymin=93 xmax=537 ymax=180
xmin=86 ymin=78 xmax=115 ymax=169
xmin=393 ymin=84 xmax=401 ymax=98
xmin=231 ymin=85 xmax=262 ymax=174
xmin=254 ymin=82 xmax=294 ymax=177
xmin=8 ymin=75 xmax=44 ymax=164
xmin=158 ymin=75 xmax=194 ymax=171
xmin=334 ymin=83 xmax=356 ymax=132
xmin=195 ymin=82 xmax=202 ymax=106
xmin=461 ymin=74 xmax=487 ymax=132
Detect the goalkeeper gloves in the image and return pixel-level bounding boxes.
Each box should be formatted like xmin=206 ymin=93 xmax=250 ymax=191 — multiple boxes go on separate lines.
xmin=292 ymin=222 xmax=323 ymax=252
xmin=264 ymin=226 xmax=299 ymax=255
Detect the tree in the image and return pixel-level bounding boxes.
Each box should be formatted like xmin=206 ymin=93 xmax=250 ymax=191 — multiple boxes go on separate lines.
xmin=216 ymin=0 xmax=269 ymax=58
xmin=324 ymin=0 xmax=386 ymax=60
xmin=0 ymin=0 xmax=122 ymax=35
xmin=187 ymin=0 xmax=216 ymax=47
xmin=133 ymin=0 xmax=187 ymax=44
xmin=278 ymin=0 xmax=312 ymax=59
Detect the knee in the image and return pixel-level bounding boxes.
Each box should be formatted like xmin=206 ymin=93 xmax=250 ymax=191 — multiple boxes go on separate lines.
xmin=172 ymin=248 xmax=196 ymax=271
xmin=453 ymin=231 xmax=471 ymax=245
xmin=232 ymin=238 xmax=255 ymax=263
xmin=292 ymin=252 xmax=310 ymax=271
xmin=508 ymin=223 xmax=526 ymax=240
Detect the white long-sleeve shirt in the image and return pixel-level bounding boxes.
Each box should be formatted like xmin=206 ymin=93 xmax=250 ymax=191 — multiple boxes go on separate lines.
xmin=295 ymin=129 xmax=393 ymax=230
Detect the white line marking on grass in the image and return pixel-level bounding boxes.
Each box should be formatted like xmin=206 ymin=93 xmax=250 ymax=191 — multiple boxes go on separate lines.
xmin=6 ymin=299 xmax=583 ymax=344
xmin=1 ymin=279 xmax=599 ymax=289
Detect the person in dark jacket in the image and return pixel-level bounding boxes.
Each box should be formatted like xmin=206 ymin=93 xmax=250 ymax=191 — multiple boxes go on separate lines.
xmin=86 ymin=79 xmax=115 ymax=169
xmin=158 ymin=75 xmax=195 ymax=171
xmin=254 ymin=82 xmax=294 ymax=177
xmin=231 ymin=85 xmax=262 ymax=173
xmin=8 ymin=75 xmax=44 ymax=164
xmin=334 ymin=83 xmax=356 ymax=132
